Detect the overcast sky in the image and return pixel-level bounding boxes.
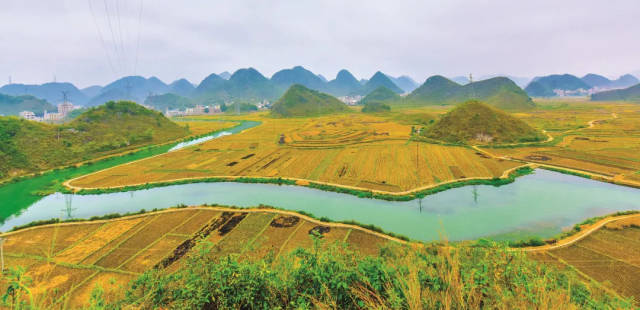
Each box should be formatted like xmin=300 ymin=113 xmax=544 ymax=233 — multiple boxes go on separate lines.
xmin=1 ymin=0 xmax=639 ymax=88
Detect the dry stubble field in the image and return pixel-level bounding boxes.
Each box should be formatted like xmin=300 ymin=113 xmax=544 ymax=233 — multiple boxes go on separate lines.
xmin=529 ymin=216 xmax=640 ymax=301
xmin=0 ymin=207 xmax=391 ymax=308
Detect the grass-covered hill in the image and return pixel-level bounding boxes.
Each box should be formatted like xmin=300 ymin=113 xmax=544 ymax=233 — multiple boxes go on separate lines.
xmin=359 ymin=86 xmax=401 ymax=105
xmin=362 ymin=101 xmax=391 ymax=113
xmin=271 ymin=84 xmax=349 ymax=117
xmin=408 ymin=76 xmax=535 ymax=110
xmin=423 ymin=100 xmax=545 ymax=144
xmin=0 ymin=93 xmax=55 ymax=116
xmin=524 ymin=74 xmax=591 ymax=97
xmin=0 ymin=101 xmax=188 ymax=179
xmin=591 ymin=83 xmax=640 ymax=101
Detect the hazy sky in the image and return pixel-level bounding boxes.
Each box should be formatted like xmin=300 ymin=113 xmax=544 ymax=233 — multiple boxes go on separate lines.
xmin=1 ymin=0 xmax=639 ymax=87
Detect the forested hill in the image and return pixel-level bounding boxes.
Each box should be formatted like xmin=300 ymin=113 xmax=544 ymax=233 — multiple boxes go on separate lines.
xmin=0 ymin=101 xmax=189 ymax=179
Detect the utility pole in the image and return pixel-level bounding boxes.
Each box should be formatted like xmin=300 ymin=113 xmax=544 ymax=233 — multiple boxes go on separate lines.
xmin=0 ymin=237 xmax=6 ymax=273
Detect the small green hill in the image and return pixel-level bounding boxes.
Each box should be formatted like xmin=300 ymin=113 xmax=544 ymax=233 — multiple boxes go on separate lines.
xmin=271 ymin=84 xmax=349 ymax=117
xmin=591 ymin=84 xmax=640 ymax=101
xmin=359 ymin=86 xmax=401 ymax=105
xmin=362 ymin=101 xmax=390 ymax=113
xmin=408 ymin=76 xmax=535 ymax=110
xmin=0 ymin=101 xmax=188 ymax=179
xmin=423 ymin=100 xmax=545 ymax=144
xmin=0 ymin=94 xmax=55 ymax=116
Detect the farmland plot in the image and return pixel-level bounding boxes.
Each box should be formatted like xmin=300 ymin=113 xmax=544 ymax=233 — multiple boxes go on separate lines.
xmin=0 ymin=207 xmax=392 ymax=308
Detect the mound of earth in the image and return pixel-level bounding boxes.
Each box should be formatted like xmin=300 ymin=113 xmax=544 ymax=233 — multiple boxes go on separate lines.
xmin=423 ymin=100 xmax=545 ymax=144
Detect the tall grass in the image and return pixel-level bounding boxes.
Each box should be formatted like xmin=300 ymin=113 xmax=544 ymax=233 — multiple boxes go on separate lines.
xmin=118 ymin=240 xmax=630 ymax=309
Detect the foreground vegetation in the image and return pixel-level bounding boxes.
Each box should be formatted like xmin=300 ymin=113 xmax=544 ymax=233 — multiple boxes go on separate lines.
xmin=119 ymin=240 xmax=629 ymax=309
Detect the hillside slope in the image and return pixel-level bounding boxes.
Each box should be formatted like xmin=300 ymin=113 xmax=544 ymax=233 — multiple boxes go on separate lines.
xmin=409 ymin=76 xmax=535 ymax=110
xmin=0 ymin=101 xmax=188 ymax=178
xmin=423 ymin=100 xmax=545 ymax=144
xmin=0 ymin=94 xmax=55 ymax=116
xmin=271 ymin=84 xmax=349 ymax=117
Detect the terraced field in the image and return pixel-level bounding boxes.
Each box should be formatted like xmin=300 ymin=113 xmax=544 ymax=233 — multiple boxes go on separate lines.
xmin=490 ymin=103 xmax=640 ymax=184
xmin=68 ymin=113 xmax=520 ymax=192
xmin=530 ymin=216 xmax=640 ymax=301
xmin=0 ymin=207 xmax=394 ymax=308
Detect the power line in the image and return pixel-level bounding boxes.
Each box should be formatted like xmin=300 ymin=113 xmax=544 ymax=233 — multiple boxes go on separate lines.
xmin=103 ymin=0 xmax=123 ymax=74
xmin=87 ymin=0 xmax=117 ymax=75
xmin=133 ymin=0 xmax=145 ymax=75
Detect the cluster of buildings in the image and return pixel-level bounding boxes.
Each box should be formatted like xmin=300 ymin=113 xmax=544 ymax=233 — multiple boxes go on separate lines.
xmin=19 ymin=102 xmax=75 ymax=122
xmin=337 ymin=95 xmax=363 ymax=106
xmin=164 ymin=104 xmax=220 ymax=117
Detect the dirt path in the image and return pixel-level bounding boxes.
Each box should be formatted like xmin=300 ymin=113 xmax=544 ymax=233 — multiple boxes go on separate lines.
xmin=521 ymin=213 xmax=640 ymax=252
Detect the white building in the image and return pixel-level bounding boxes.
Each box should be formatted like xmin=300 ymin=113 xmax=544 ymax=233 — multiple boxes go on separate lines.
xmin=19 ymin=111 xmax=38 ymax=121
xmin=338 ymin=95 xmax=363 ymax=106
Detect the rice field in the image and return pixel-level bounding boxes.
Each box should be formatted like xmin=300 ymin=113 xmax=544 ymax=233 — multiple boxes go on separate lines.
xmin=69 ymin=113 xmax=520 ymax=192
xmin=0 ymin=207 xmax=392 ymax=309
xmin=488 ymin=102 xmax=640 ymax=184
xmin=532 ymin=216 xmax=640 ymax=301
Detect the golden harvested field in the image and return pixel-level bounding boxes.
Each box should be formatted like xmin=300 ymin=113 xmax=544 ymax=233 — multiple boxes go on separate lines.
xmin=487 ymin=102 xmax=640 ymax=183
xmin=0 ymin=207 xmax=393 ymax=309
xmin=531 ymin=216 xmax=640 ymax=301
xmin=69 ymin=113 xmax=520 ymax=192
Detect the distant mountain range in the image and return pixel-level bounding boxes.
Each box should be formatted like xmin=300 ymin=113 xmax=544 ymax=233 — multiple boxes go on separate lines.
xmin=581 ymin=74 xmax=639 ymax=89
xmin=525 ymin=74 xmax=591 ymax=97
xmin=4 ymin=68 xmax=638 ymax=115
xmin=525 ymin=73 xmax=639 ymax=97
